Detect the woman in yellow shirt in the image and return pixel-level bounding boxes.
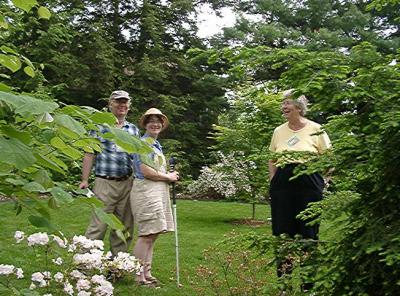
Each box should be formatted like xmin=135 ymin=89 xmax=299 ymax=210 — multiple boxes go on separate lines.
xmin=268 ymin=90 xmax=331 ymax=282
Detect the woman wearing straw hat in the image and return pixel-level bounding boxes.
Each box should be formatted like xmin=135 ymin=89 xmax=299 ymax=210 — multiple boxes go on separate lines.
xmin=130 ymin=108 xmax=179 ymax=287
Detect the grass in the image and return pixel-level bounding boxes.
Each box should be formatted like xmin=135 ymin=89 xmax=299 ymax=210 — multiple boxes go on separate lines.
xmin=0 ymin=199 xmax=271 ymax=295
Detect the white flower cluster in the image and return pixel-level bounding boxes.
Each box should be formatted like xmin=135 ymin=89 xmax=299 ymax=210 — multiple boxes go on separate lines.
xmin=0 ymin=264 xmax=24 ymax=278
xmin=1 ymin=231 xmax=141 ymax=295
xmin=106 ymin=252 xmax=141 ymax=275
xmin=73 ymin=249 xmax=104 ymax=270
xmin=27 ymin=232 xmax=49 ymax=246
xmin=71 ymin=235 xmax=104 ymax=252
xmin=31 ymin=271 xmax=52 ymax=288
xmin=188 ymin=151 xmax=255 ymax=200
xmin=15 ymin=231 xmax=69 ymax=248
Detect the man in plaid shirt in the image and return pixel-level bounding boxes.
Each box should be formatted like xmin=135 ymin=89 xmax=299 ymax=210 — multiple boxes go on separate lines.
xmin=79 ymin=90 xmax=139 ymax=255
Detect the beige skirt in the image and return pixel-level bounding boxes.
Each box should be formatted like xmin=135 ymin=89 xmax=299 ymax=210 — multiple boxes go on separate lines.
xmin=130 ymin=178 xmax=174 ymax=236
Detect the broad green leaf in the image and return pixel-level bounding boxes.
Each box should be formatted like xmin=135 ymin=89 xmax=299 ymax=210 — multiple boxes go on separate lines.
xmin=37 ymin=6 xmax=51 ymax=19
xmin=21 ymin=55 xmax=34 ymax=68
xmin=0 ymin=54 xmax=21 ymax=72
xmin=50 ymin=187 xmax=73 ymax=204
xmin=28 ymin=215 xmax=55 ymax=230
xmin=73 ymin=138 xmax=101 ymax=153
xmin=23 ymin=182 xmax=46 ymax=193
xmin=49 ymin=155 xmax=68 ymax=170
xmin=104 ymin=127 xmax=153 ymax=154
xmin=0 ymin=16 xmax=8 ymax=29
xmin=0 ymin=46 xmax=18 ymax=55
xmin=115 ymin=229 xmax=127 ymax=245
xmin=5 ymin=178 xmax=26 ymax=186
xmin=0 ymin=82 xmax=12 ymax=92
xmin=54 ymin=114 xmax=86 ymax=136
xmin=51 ymin=137 xmax=82 ymax=160
xmin=58 ymin=126 xmax=80 ymax=140
xmin=0 ymin=91 xmax=58 ymax=115
xmin=60 ymin=105 xmax=89 ymax=118
xmin=94 ymin=208 xmax=124 ymax=231
xmin=0 ymin=137 xmax=36 ymax=169
xmin=0 ymin=74 xmax=11 ymax=79
xmin=77 ymin=196 xmax=104 ymax=207
xmin=24 ymin=66 xmax=35 ymax=77
xmin=50 ymin=136 xmax=67 ymax=149
xmin=11 ymin=0 xmax=38 ymax=12
xmin=34 ymin=153 xmax=65 ymax=174
xmin=33 ymin=169 xmax=54 ymax=189
xmin=90 ymin=112 xmax=116 ymax=125
xmin=1 ymin=126 xmax=32 ymax=144
xmin=63 ymin=146 xmax=82 ymax=160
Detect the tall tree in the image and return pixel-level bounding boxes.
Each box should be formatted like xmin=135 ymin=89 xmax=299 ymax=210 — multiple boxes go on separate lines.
xmin=1 ymin=0 xmax=230 ymax=175
xmin=211 ymin=0 xmax=399 ymax=53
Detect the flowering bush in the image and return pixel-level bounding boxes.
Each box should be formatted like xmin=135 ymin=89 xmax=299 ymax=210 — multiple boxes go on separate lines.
xmin=0 ymin=231 xmax=141 ymax=296
xmin=187 ymin=151 xmax=257 ymax=201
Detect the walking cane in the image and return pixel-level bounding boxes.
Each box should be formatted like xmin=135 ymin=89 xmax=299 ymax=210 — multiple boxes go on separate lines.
xmin=169 ymin=157 xmax=181 ymax=287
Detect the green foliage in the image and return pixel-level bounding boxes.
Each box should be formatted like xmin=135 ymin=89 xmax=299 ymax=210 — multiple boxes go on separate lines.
xmin=0 ymin=1 xmax=147 ymax=236
xmin=216 ymin=0 xmax=399 ymax=53
xmin=0 ymin=0 xmax=231 ymax=177
xmin=206 ymin=40 xmax=400 ymax=294
xmin=192 ymin=231 xmax=277 ymax=296
xmin=0 ymin=89 xmax=147 ymax=233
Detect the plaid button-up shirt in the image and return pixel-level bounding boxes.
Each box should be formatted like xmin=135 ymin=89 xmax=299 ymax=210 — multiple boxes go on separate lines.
xmin=91 ymin=121 xmax=140 ymax=177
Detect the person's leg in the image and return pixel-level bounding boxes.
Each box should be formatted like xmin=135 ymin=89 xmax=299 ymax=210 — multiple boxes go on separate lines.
xmin=85 ymin=178 xmax=113 ymax=241
xmin=133 ymin=235 xmax=153 ymax=283
xmin=144 ymin=234 xmax=159 ymax=281
xmin=110 ymin=177 xmax=134 ymax=255
xmin=294 ymin=173 xmax=324 ymax=293
xmin=271 ymin=166 xmax=297 ymax=278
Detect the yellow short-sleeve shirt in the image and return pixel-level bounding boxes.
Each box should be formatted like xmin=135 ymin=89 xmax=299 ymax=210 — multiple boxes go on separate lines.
xmin=269 ymin=120 xmax=331 ymax=154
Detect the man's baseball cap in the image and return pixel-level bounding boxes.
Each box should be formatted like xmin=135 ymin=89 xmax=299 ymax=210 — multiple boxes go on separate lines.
xmin=109 ymin=90 xmax=130 ymax=101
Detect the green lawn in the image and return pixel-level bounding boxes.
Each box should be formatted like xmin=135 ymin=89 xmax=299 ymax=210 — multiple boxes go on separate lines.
xmin=0 ymin=199 xmax=271 ymax=295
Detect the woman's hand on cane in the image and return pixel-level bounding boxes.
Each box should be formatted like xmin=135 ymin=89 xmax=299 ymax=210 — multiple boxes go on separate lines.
xmin=167 ymin=171 xmax=179 ymax=182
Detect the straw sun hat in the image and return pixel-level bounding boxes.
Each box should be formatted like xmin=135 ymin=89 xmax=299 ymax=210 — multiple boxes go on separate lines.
xmin=139 ymin=108 xmax=169 ymax=130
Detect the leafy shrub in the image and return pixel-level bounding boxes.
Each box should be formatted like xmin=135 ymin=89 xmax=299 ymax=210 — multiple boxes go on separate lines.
xmin=191 ymin=231 xmax=277 ymax=296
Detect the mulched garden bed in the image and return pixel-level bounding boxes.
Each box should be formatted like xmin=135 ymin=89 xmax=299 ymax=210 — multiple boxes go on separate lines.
xmin=229 ymin=218 xmax=270 ymax=227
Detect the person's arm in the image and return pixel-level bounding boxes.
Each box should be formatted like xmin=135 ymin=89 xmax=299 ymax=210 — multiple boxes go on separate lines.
xmin=140 ymin=163 xmax=179 ymax=182
xmin=268 ymin=160 xmax=277 ymax=182
xmin=324 ymin=167 xmax=335 ymax=186
xmin=79 ymin=153 xmax=95 ymax=189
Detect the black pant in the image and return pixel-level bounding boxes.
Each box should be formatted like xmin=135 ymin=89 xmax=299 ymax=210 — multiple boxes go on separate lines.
xmin=269 ymin=164 xmax=324 ymax=239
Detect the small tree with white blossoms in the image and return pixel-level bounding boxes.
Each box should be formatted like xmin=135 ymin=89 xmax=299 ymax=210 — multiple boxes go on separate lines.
xmin=188 ymin=151 xmax=268 ymax=219
xmin=0 ymin=231 xmax=141 ymax=296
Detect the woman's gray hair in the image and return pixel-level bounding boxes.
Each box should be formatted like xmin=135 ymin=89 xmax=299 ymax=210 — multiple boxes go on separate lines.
xmin=282 ymin=89 xmax=309 ymax=116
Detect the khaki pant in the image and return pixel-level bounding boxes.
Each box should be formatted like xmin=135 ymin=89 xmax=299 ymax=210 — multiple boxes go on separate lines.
xmin=85 ymin=177 xmax=134 ymax=254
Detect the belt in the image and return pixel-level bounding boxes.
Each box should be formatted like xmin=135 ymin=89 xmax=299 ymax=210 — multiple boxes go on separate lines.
xmin=95 ymin=174 xmax=131 ymax=181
